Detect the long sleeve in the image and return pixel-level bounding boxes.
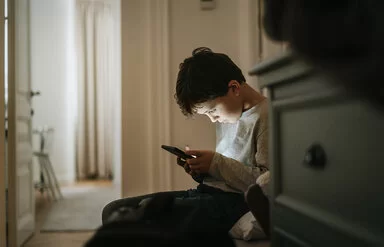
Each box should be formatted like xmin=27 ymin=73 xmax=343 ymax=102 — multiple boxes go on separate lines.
xmin=204 ymin=98 xmax=269 ymax=193
xmin=208 ymin=153 xmax=262 ymax=192
xmin=208 ymin=122 xmax=269 ymax=192
xmin=254 ymin=108 xmax=269 ymax=169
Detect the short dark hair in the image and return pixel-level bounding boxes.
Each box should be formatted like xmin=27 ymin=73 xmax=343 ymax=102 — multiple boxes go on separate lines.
xmin=175 ymin=47 xmax=246 ymax=116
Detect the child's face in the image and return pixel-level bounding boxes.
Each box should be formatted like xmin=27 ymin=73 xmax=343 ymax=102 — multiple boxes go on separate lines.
xmin=195 ymin=82 xmax=243 ymax=124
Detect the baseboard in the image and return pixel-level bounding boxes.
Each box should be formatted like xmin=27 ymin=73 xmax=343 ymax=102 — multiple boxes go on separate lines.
xmin=57 ymin=175 xmax=76 ymax=186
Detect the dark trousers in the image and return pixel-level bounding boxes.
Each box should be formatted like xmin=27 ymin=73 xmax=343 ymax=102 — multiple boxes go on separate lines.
xmin=102 ymin=184 xmax=250 ymax=233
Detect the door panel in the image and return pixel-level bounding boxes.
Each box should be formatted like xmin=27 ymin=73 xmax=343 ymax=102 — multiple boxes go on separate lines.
xmin=7 ymin=0 xmax=35 ymax=246
xmin=17 ymin=96 xmax=31 ymax=117
xmin=0 ymin=0 xmax=6 ymax=245
xmin=17 ymin=121 xmax=29 ymax=136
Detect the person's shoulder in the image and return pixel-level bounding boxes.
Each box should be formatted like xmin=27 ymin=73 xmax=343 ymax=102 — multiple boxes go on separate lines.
xmin=252 ymin=97 xmax=268 ymax=127
xmin=254 ymin=97 xmax=268 ymax=114
xmin=258 ymin=96 xmax=268 ymax=106
xmin=240 ymin=93 xmax=268 ymax=121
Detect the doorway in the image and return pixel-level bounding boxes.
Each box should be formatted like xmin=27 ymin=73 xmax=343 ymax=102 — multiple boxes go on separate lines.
xmin=4 ymin=0 xmax=122 ymax=246
xmin=28 ymin=0 xmax=122 ymax=235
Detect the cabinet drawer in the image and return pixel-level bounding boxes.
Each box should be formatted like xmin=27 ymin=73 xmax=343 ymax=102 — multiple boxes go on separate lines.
xmin=274 ymin=96 xmax=384 ymax=236
xmin=272 ymin=203 xmax=379 ymax=246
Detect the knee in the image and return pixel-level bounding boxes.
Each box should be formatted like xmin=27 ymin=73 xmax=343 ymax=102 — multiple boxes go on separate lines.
xmin=101 ymin=196 xmax=145 ymax=225
xmin=102 ymin=200 xmax=120 ymax=224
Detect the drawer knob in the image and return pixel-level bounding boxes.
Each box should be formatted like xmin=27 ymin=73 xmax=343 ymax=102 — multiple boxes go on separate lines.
xmin=303 ymin=144 xmax=326 ymax=168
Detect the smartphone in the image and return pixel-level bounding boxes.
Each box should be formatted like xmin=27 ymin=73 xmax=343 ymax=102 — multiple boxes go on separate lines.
xmin=161 ymin=145 xmax=205 ymax=183
xmin=161 ymin=145 xmax=193 ymax=160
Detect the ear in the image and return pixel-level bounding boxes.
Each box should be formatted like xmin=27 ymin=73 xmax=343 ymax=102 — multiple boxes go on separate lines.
xmin=228 ymin=80 xmax=241 ymax=96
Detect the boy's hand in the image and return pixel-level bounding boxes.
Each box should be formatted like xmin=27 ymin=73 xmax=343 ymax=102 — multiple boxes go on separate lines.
xmin=185 ymin=150 xmax=215 ymax=174
xmin=176 ymin=146 xmax=197 ymax=176
xmin=176 ymin=157 xmax=195 ymax=175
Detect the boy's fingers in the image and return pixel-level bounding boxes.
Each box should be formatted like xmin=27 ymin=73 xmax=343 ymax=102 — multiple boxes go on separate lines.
xmin=177 ymin=157 xmax=185 ymax=166
xmin=189 ymin=167 xmax=200 ymax=174
xmin=189 ymin=163 xmax=203 ymax=171
xmin=185 ymin=150 xmax=202 ymax=157
xmin=186 ymin=157 xmax=201 ymax=165
xmin=183 ymin=163 xmax=190 ymax=173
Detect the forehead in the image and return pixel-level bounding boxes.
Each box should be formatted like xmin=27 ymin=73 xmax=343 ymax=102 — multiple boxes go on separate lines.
xmin=194 ymin=100 xmax=217 ymax=114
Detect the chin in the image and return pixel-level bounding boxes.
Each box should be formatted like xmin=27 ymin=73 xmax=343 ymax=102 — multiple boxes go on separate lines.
xmin=226 ymin=119 xmax=237 ymax=124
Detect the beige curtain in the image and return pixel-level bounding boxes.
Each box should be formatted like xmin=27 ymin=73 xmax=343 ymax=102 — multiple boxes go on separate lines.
xmin=76 ymin=0 xmax=116 ymax=179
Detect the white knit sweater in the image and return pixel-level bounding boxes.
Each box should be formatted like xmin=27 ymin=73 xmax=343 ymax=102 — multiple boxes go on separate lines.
xmin=203 ymin=98 xmax=270 ymax=193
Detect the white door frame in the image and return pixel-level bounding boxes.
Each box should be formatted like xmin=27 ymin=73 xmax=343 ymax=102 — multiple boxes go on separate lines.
xmin=7 ymin=0 xmax=35 ymax=246
xmin=0 ymin=0 xmax=6 ymax=246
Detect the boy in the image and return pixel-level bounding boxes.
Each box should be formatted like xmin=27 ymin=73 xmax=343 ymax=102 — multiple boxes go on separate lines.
xmin=102 ymin=47 xmax=270 ymax=236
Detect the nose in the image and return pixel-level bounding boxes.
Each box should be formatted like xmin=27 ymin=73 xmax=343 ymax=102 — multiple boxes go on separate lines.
xmin=207 ymin=114 xmax=219 ymax=123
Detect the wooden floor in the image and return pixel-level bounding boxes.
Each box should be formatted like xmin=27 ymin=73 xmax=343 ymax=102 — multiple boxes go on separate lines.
xmin=23 ymin=180 xmax=113 ymax=247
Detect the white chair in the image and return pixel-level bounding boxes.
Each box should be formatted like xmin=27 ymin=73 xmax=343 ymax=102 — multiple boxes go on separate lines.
xmin=33 ymin=126 xmax=63 ymax=201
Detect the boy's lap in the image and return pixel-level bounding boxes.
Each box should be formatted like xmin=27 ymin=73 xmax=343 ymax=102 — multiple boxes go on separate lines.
xmin=234 ymin=239 xmax=270 ymax=247
xmin=103 ymin=187 xmax=248 ymax=232
xmin=102 ymin=190 xmax=189 ymax=223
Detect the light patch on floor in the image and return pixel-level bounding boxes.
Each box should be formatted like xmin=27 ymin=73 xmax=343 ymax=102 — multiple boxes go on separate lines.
xmin=24 ymin=180 xmax=116 ymax=247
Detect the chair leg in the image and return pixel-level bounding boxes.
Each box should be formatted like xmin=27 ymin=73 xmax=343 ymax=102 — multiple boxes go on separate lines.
xmin=46 ymin=156 xmax=63 ymax=199
xmin=38 ymin=156 xmax=52 ymax=201
xmin=39 ymin=170 xmax=45 ymax=194
xmin=41 ymin=156 xmax=58 ymax=201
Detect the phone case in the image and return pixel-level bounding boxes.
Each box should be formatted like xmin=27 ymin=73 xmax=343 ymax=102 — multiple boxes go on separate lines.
xmin=161 ymin=145 xmax=206 ymax=183
xmin=161 ymin=145 xmax=193 ymax=160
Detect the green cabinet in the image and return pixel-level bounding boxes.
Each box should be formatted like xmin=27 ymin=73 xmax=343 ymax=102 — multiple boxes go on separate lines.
xmin=250 ymin=53 xmax=384 ymax=247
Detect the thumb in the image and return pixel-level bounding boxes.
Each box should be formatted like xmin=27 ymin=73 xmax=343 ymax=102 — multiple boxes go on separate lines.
xmin=185 ymin=149 xmax=202 ymax=157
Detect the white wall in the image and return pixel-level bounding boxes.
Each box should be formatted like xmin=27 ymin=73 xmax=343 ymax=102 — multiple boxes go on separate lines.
xmin=121 ymin=0 xmax=261 ymax=195
xmin=30 ymin=0 xmax=77 ymax=184
xmin=110 ymin=0 xmax=122 ymax=186
xmin=169 ymin=0 xmax=240 ymax=189
xmin=121 ymin=0 xmax=152 ymax=196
